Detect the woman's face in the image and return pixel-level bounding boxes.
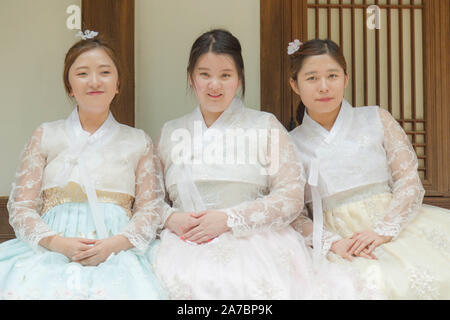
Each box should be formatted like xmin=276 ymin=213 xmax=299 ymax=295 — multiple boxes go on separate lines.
xmin=290 ymin=54 xmax=348 ymax=115
xmin=190 ymin=52 xmax=241 ymax=117
xmin=68 ymin=48 xmax=119 ymax=115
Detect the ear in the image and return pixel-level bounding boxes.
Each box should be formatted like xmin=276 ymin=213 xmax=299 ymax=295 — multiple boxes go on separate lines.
xmin=237 ymin=77 xmax=243 ymax=94
xmin=188 ymin=74 xmax=198 ymax=93
xmin=289 ymin=78 xmax=301 ymax=96
xmin=116 ymin=80 xmax=120 ymax=94
xmin=344 ymin=73 xmax=349 ymax=89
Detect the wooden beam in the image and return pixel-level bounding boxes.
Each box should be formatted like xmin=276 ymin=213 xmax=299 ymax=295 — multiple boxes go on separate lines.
xmin=82 ymin=0 xmax=135 ymax=127
xmin=0 ymin=197 xmax=14 ymax=243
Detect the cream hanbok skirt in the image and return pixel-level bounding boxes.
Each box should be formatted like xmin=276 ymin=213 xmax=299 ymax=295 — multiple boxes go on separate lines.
xmin=322 ymin=185 xmax=450 ymax=299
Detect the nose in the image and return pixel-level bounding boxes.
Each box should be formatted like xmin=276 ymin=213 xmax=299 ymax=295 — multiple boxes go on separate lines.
xmin=88 ymin=73 xmax=101 ymax=88
xmin=319 ymin=77 xmax=329 ymax=92
xmin=208 ymin=77 xmax=221 ymax=90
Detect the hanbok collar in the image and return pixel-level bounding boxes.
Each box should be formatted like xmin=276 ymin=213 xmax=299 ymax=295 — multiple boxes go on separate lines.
xmin=191 ymin=96 xmax=244 ymax=133
xmin=303 ymin=98 xmax=353 ymax=145
xmin=59 ymin=107 xmax=120 ymax=239
xmin=65 ymin=107 xmax=119 ymax=146
xmin=301 ymin=99 xmax=354 ymax=261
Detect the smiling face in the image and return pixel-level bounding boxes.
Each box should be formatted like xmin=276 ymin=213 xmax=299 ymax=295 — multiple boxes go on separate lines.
xmin=68 ymin=48 xmax=119 ymax=115
xmin=189 ymin=52 xmax=242 ymax=119
xmin=290 ymin=54 xmax=348 ymax=116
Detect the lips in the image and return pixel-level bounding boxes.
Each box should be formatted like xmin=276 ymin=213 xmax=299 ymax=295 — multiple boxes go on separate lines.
xmin=208 ymin=93 xmax=222 ymax=99
xmin=87 ymin=91 xmax=104 ymax=96
xmin=317 ymin=97 xmax=333 ymax=102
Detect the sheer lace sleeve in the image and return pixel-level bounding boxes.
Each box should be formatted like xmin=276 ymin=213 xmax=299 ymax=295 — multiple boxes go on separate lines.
xmin=291 ymin=207 xmax=342 ymax=254
xmin=7 ymin=125 xmax=56 ymax=250
xmin=222 ymin=115 xmax=305 ymax=237
xmin=154 ymin=129 xmax=178 ymax=228
xmin=373 ymin=108 xmax=425 ymax=239
xmin=118 ymin=133 xmax=170 ymax=254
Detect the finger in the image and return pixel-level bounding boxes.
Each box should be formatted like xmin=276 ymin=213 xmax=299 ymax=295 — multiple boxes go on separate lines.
xmin=196 ymin=235 xmax=213 ymax=245
xmin=361 ymin=248 xmax=377 ymax=259
xmin=71 ymin=244 xmax=96 ymax=258
xmin=184 ymin=230 xmax=206 ymax=242
xmin=345 ymin=238 xmax=358 ymax=251
xmin=74 ymin=244 xmax=96 ymax=253
xmin=181 ymin=225 xmax=203 ymax=239
xmin=72 ymin=247 xmax=97 ymax=261
xmin=344 ymin=253 xmax=353 ymax=262
xmin=186 ymin=217 xmax=202 ymax=231
xmin=354 ymin=239 xmax=375 ymax=255
xmin=354 ymin=237 xmax=373 ymax=255
xmin=78 ymin=256 xmax=96 ymax=267
xmin=79 ymin=252 xmax=103 ymax=266
xmin=179 ymin=218 xmax=201 ymax=235
xmin=367 ymin=239 xmax=382 ymax=255
xmin=357 ymin=251 xmax=374 ymax=260
xmin=348 ymin=235 xmax=371 ymax=255
xmin=78 ymin=238 xmax=97 ymax=245
xmin=363 ymin=249 xmax=378 ymax=260
xmin=347 ymin=238 xmax=363 ymax=255
xmin=190 ymin=211 xmax=208 ymax=218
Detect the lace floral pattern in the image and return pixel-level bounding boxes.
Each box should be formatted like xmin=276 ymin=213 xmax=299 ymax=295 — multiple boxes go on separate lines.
xmin=7 ymin=126 xmax=56 ymax=249
xmin=373 ymin=109 xmax=425 ymax=239
xmin=291 ymin=208 xmax=342 ymax=255
xmin=223 ymin=116 xmax=306 ymax=237
xmin=417 ymin=226 xmax=450 ymax=260
xmin=251 ymin=278 xmax=285 ymax=300
xmin=408 ymin=266 xmax=440 ymax=300
xmin=206 ymin=240 xmax=235 ymax=264
xmin=116 ymin=134 xmax=164 ymax=255
xmin=166 ymin=275 xmax=193 ymax=300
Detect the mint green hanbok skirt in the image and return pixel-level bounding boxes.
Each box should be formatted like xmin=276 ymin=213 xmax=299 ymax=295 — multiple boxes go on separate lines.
xmin=0 ymin=202 xmax=166 ymax=300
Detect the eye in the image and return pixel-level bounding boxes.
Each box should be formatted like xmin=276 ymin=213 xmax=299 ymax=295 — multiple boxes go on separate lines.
xmin=222 ymin=74 xmax=231 ymax=78
xmin=101 ymin=71 xmax=111 ymax=75
xmin=306 ymin=76 xmax=316 ymax=81
xmin=329 ymin=74 xmax=338 ymax=79
xmin=77 ymin=72 xmax=88 ymax=76
xmin=200 ymin=72 xmax=209 ymax=78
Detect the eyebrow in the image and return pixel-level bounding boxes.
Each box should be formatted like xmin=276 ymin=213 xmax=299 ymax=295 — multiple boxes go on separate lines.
xmin=303 ymin=69 xmax=341 ymax=76
xmin=197 ymin=67 xmax=234 ymax=72
xmin=74 ymin=64 xmax=112 ymax=70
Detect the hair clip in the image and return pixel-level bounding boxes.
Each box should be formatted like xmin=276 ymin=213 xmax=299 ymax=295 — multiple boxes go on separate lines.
xmin=287 ymin=39 xmax=303 ymax=55
xmin=75 ymin=29 xmax=99 ymax=40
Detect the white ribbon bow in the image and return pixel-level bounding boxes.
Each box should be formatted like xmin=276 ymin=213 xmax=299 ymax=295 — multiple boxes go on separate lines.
xmin=308 ymin=158 xmax=324 ymax=264
xmin=56 ymin=115 xmax=110 ymax=239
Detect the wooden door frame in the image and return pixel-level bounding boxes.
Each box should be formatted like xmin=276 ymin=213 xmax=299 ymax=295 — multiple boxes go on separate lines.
xmin=260 ymin=0 xmax=450 ymax=208
xmin=0 ymin=197 xmax=10 ymax=242
xmin=82 ymin=0 xmax=135 ymax=127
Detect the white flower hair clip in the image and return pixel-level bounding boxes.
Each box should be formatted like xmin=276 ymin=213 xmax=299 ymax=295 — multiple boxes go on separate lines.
xmin=75 ymin=29 xmax=99 ymax=40
xmin=287 ymin=39 xmax=303 ymax=55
